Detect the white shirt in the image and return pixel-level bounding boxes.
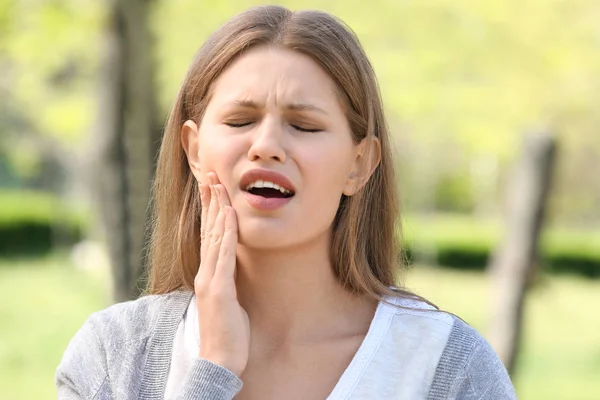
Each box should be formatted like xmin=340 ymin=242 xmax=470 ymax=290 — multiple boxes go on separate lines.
xmin=164 ymin=294 xmax=454 ymax=399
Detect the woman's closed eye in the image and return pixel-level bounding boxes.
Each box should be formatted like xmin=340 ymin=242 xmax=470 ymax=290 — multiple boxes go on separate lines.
xmin=225 ymin=121 xmax=322 ymax=133
xmin=291 ymin=124 xmax=322 ymax=133
xmin=225 ymin=121 xmax=254 ymax=128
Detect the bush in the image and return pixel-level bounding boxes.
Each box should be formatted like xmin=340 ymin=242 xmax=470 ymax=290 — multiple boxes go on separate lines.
xmin=0 ymin=190 xmax=84 ymax=257
xmin=402 ymin=214 xmax=600 ymax=278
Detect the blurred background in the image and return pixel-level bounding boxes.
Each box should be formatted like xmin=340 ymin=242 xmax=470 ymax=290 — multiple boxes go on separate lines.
xmin=1 ymin=0 xmax=599 ymax=399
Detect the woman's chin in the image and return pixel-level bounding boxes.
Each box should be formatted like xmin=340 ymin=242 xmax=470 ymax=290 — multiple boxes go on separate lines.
xmin=236 ymin=220 xmax=296 ymax=249
xmin=237 ymin=233 xmax=296 ymax=250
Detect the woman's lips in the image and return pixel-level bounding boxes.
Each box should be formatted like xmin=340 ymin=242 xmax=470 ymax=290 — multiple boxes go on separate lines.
xmin=243 ymin=191 xmax=293 ymax=211
xmin=239 ymin=168 xmax=296 ymax=194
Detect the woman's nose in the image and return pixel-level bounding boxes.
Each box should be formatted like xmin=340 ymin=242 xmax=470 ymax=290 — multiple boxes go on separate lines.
xmin=247 ymin=118 xmax=287 ymax=163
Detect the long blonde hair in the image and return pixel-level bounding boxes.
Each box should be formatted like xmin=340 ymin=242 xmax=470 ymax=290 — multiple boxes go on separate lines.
xmin=146 ymin=5 xmax=433 ymax=307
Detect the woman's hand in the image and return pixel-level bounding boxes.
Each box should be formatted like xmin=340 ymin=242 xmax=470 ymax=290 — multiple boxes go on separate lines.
xmin=195 ymin=172 xmax=250 ymax=377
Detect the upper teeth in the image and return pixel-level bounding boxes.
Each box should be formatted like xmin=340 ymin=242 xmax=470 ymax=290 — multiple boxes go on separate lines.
xmin=246 ymin=180 xmax=292 ymax=195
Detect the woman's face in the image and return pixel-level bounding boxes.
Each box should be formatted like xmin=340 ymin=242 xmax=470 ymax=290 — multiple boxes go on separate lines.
xmin=183 ymin=45 xmax=372 ymax=250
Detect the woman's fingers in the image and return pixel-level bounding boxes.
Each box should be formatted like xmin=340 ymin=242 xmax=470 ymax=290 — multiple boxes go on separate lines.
xmin=199 ymin=184 xmax=210 ymax=260
xmin=205 ymin=185 xmax=220 ymax=237
xmin=202 ymin=206 xmax=226 ymax=280
xmin=213 ymin=206 xmax=238 ymax=283
xmin=215 ymin=185 xmax=231 ymax=208
xmin=207 ymin=172 xmax=233 ymax=207
xmin=197 ymin=171 xmax=235 ymax=282
xmin=205 ymin=171 xmax=233 ymax=207
xmin=197 ymin=184 xmax=219 ymax=283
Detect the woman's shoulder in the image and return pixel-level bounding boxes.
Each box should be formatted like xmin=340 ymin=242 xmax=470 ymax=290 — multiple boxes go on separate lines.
xmin=383 ymin=293 xmax=457 ymax=328
xmin=60 ymin=289 xmax=192 ymax=361
xmin=428 ymin=315 xmax=516 ymax=398
xmin=85 ymin=290 xmax=192 ymax=344
xmin=56 ymin=290 xmax=193 ymax=398
xmin=383 ymin=294 xmax=499 ymax=364
xmin=382 ymin=294 xmax=516 ymax=399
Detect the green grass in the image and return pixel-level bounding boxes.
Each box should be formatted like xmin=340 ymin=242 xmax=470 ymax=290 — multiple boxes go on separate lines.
xmin=0 ymin=254 xmax=110 ymax=400
xmin=1 ymin=255 xmax=599 ymax=399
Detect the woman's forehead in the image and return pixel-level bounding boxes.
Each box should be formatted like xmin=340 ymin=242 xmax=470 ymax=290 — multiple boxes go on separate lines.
xmin=208 ymin=46 xmax=340 ymax=110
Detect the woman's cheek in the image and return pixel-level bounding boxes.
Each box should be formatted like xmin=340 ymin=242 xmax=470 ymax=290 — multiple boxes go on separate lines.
xmin=199 ymin=136 xmax=229 ymax=169
xmin=198 ymin=149 xmax=238 ymax=198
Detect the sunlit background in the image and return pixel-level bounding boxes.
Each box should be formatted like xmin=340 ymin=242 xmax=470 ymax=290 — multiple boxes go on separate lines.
xmin=1 ymin=0 xmax=599 ymax=399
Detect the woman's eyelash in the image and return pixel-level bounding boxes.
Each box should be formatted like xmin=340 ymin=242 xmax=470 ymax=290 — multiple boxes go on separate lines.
xmin=225 ymin=121 xmax=253 ymax=128
xmin=292 ymin=125 xmax=321 ymax=133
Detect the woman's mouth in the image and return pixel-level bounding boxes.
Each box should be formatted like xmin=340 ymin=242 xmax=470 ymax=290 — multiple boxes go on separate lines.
xmin=245 ymin=180 xmax=294 ymax=199
xmin=242 ymin=188 xmax=294 ymax=211
xmin=239 ymin=169 xmax=296 ymax=210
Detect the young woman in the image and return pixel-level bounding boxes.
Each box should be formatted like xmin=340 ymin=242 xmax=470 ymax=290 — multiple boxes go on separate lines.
xmin=56 ymin=5 xmax=516 ymax=399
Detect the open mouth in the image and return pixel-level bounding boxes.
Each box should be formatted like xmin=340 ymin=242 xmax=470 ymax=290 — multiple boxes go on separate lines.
xmin=248 ymin=187 xmax=294 ymax=199
xmin=239 ymin=169 xmax=296 ymax=205
xmin=246 ymin=181 xmax=295 ymax=199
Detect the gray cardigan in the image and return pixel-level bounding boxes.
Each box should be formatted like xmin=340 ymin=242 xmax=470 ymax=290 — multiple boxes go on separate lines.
xmin=55 ymin=290 xmax=517 ymax=399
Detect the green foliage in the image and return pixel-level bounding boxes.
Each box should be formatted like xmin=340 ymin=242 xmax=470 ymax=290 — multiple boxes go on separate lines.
xmin=0 ymin=0 xmax=103 ymax=183
xmin=2 ymin=0 xmax=599 ymax=220
xmin=0 ymin=190 xmax=84 ymax=256
xmin=434 ymin=172 xmax=475 ymax=212
xmin=4 ymin=0 xmax=103 ymax=145
xmin=403 ymin=214 xmax=600 ymax=278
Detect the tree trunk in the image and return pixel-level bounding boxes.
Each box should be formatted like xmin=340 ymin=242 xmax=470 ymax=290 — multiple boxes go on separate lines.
xmin=91 ymin=0 xmax=158 ymax=303
xmin=487 ymin=132 xmax=557 ymax=374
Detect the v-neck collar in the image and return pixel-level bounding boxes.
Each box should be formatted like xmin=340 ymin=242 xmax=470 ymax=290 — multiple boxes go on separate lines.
xmin=326 ymin=298 xmax=396 ymax=399
xmin=139 ymin=290 xmax=395 ymax=400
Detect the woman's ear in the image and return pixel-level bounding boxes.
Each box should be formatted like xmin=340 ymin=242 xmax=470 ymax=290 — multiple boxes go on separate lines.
xmin=343 ymin=136 xmax=381 ymax=196
xmin=180 ymin=120 xmax=203 ymax=183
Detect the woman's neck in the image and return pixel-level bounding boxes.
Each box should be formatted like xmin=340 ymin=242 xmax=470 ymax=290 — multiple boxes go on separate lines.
xmin=234 ymin=231 xmax=377 ymax=348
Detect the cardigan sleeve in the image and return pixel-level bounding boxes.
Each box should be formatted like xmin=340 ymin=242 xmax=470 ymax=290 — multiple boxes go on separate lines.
xmin=447 ymin=332 xmax=517 ymax=399
xmin=177 ymin=358 xmax=243 ymax=400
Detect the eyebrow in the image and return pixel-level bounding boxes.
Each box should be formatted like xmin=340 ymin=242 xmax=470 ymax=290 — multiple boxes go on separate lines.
xmin=230 ymin=99 xmax=329 ymax=115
